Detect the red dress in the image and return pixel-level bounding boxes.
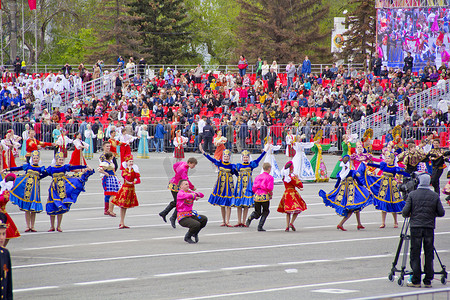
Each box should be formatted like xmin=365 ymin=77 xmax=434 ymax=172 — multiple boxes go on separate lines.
xmin=112 ymin=168 xmax=140 ymax=208
xmin=277 ymin=174 xmax=307 ymax=214
xmin=69 ymin=139 xmax=87 ymax=166
xmin=0 ymin=191 xmax=20 ymax=239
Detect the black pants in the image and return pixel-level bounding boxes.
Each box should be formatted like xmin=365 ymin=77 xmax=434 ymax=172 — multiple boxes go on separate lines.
xmin=431 ymin=167 xmax=444 ymax=194
xmin=113 ymin=157 xmax=118 ymax=172
xmin=410 ymin=227 xmax=435 ymax=285
xmin=170 ymin=191 xmax=178 ymax=208
xmin=179 ymin=215 xmax=208 ymax=235
xmin=203 ymin=136 xmax=213 ymax=154
xmin=93 ymin=138 xmax=98 ymax=153
xmin=253 ymin=201 xmax=270 ymax=219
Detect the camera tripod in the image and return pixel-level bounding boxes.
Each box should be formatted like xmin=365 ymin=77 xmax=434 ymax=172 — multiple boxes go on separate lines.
xmin=388 ymin=218 xmax=448 ymax=286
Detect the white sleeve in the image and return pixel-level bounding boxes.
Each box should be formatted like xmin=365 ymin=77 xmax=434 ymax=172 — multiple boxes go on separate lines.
xmin=73 ymin=139 xmax=82 ymax=149
xmin=173 ymin=138 xmax=179 ymax=147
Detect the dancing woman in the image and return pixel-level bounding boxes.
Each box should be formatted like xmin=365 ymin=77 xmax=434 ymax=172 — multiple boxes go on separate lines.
xmin=330 ymin=134 xmax=356 ymax=179
xmin=98 ymin=152 xmax=121 ymax=217
xmin=83 ymin=124 xmax=95 ymax=160
xmin=319 ymin=155 xmax=373 ymax=231
xmin=261 ymin=136 xmax=282 ymax=184
xmin=119 ymin=128 xmax=137 ymax=170
xmin=367 ymin=153 xmax=410 ymax=228
xmin=200 ymin=144 xmax=237 ymax=227
xmin=2 ymin=130 xmax=21 ymax=169
xmin=285 ymin=128 xmax=296 ymax=160
xmin=112 ymin=155 xmax=140 ymax=229
xmin=232 ymin=149 xmax=266 ymax=227
xmin=69 ymin=132 xmax=89 ymax=167
xmin=278 ymin=161 xmax=307 ymax=232
xmin=173 ymin=130 xmax=188 ymax=162
xmin=20 ymin=124 xmax=30 ymax=161
xmin=291 ymin=136 xmax=315 ymax=181
xmin=0 ymin=174 xmax=20 ymax=245
xmin=7 ymin=150 xmax=48 ymax=232
xmin=46 ymin=152 xmax=94 ymax=232
xmin=310 ymin=133 xmax=332 ymax=182
xmin=137 ymin=125 xmax=150 ymax=159
xmin=213 ymin=130 xmax=227 ymax=161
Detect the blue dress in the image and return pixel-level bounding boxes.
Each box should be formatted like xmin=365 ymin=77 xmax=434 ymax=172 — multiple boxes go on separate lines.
xmin=366 ymin=162 xmax=410 ymax=213
xmin=204 ymin=153 xmax=237 ymax=207
xmin=9 ymin=164 xmax=48 ymax=212
xmin=137 ymin=131 xmax=150 ymax=159
xmin=232 ymin=152 xmax=266 ymax=207
xmin=319 ymin=170 xmax=373 ymax=217
xmin=46 ymin=165 xmax=94 ymax=215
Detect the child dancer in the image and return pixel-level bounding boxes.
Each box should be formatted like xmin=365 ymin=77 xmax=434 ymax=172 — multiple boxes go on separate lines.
xmin=98 ymin=152 xmax=121 ymax=217
xmin=177 ymin=179 xmax=207 ymax=243
xmin=246 ymin=162 xmax=274 ymax=231
xmin=233 ymin=149 xmax=266 ymax=227
xmin=112 ymin=155 xmax=140 ymax=229
xmin=173 ymin=130 xmax=188 ymax=162
xmin=25 ymin=129 xmax=53 ymax=164
xmin=83 ymin=124 xmax=95 ymax=160
xmin=213 ymin=130 xmax=227 ymax=161
xmin=119 ymin=128 xmax=137 ymax=170
xmin=367 ymin=153 xmax=410 ymax=228
xmin=285 ymin=128 xmax=295 ymax=160
xmin=7 ymin=150 xmax=48 ymax=232
xmin=0 ymin=174 xmax=20 ymax=245
xmin=46 ymin=152 xmax=93 ymax=232
xmin=319 ymin=155 xmax=373 ymax=231
xmin=278 ymin=161 xmax=307 ymax=231
xmin=159 ymin=157 xmax=198 ymax=228
xmin=200 ymin=144 xmax=236 ymax=227
xmin=137 ymin=125 xmax=150 ymax=159
xmin=261 ymin=136 xmax=282 ymax=184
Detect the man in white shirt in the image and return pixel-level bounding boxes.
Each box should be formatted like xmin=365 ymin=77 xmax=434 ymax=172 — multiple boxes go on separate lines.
xmin=198 ymin=116 xmax=206 ymax=145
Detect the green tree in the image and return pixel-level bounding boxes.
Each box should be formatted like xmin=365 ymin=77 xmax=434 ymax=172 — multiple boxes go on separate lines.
xmin=90 ymin=0 xmax=142 ymax=64
xmin=186 ymin=0 xmax=240 ymax=65
xmin=338 ymin=0 xmax=376 ymax=63
xmin=129 ymin=0 xmax=195 ymax=64
xmin=236 ymin=0 xmax=331 ymax=64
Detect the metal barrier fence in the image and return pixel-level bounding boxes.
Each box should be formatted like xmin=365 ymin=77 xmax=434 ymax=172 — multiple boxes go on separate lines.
xmin=1 ymin=124 xmax=350 ymax=154
xmin=348 ymin=80 xmax=450 ymax=140
xmin=2 ymin=63 xmax=364 ymax=77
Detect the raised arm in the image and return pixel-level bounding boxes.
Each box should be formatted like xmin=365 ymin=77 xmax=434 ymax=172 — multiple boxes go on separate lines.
xmin=250 ymin=151 xmax=266 ymax=169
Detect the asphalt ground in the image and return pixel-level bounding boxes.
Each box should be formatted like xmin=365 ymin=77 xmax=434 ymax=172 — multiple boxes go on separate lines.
xmin=7 ymin=150 xmax=450 ymax=300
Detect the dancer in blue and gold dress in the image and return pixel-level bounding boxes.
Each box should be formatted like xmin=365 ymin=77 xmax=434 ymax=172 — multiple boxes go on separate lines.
xmin=7 ymin=150 xmax=48 ymax=232
xmin=46 ymin=152 xmax=94 ymax=232
xmin=200 ymin=144 xmax=237 ymax=227
xmin=319 ymin=155 xmax=373 ymax=231
xmin=367 ymin=153 xmax=410 ymax=228
xmin=232 ymin=149 xmax=266 ymax=227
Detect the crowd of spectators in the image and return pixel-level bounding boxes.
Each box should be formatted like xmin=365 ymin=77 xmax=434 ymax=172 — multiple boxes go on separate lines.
xmin=1 ymin=54 xmax=450 ymax=153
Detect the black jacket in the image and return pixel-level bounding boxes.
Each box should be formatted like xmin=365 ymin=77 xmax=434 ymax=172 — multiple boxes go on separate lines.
xmin=402 ymin=188 xmax=445 ymax=229
xmin=203 ymin=124 xmax=215 ymax=138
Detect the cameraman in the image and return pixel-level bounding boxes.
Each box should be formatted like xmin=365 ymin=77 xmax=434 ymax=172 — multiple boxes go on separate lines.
xmin=402 ymin=173 xmax=445 ymax=288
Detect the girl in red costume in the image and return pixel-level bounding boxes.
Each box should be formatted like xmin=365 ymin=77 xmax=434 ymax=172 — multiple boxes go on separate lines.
xmin=112 ymin=155 xmax=140 ymax=229
xmin=69 ymin=132 xmax=89 ymax=167
xmin=0 ymin=173 xmax=20 ymax=246
xmin=278 ymin=161 xmax=307 ymax=232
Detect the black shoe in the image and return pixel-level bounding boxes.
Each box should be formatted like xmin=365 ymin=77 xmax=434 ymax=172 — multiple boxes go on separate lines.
xmin=192 ymin=233 xmax=199 ymax=243
xmin=169 ymin=209 xmax=177 ymax=228
xmin=159 ymin=212 xmax=167 ymax=223
xmin=184 ymin=232 xmax=195 ymax=244
xmin=257 ymin=215 xmax=267 ymax=232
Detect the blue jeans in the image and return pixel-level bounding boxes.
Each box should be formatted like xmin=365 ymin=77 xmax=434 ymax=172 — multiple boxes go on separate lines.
xmin=154 ymin=138 xmax=164 ymax=152
xmin=239 ymin=68 xmax=246 ymax=77
xmin=389 ymin=115 xmax=396 ymax=127
xmin=287 ymin=77 xmax=294 ymax=89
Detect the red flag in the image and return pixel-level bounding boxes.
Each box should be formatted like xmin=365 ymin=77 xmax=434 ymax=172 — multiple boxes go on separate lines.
xmin=0 ymin=0 xmax=2 ymax=10
xmin=28 ymin=0 xmax=36 ymax=10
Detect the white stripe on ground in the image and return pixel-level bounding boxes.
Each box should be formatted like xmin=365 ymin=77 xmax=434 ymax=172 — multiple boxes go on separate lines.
xmin=13 ymin=286 xmax=59 ymax=293
xmin=154 ymin=270 xmax=210 ymax=277
xmin=14 ymin=233 xmax=450 ymax=269
xmin=73 ymin=278 xmax=136 ymax=285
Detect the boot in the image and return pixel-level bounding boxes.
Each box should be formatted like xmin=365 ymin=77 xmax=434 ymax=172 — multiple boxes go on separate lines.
xmin=169 ymin=209 xmax=177 ymax=228
xmin=184 ymin=232 xmax=195 ymax=244
xmin=246 ymin=211 xmax=258 ymax=227
xmin=104 ymin=202 xmax=109 ymax=215
xmin=159 ymin=203 xmax=175 ymax=223
xmin=257 ymin=215 xmax=267 ymax=232
xmin=192 ymin=232 xmax=199 ymax=243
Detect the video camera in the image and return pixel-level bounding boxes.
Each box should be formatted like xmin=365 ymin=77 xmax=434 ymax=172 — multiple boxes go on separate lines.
xmin=399 ymin=172 xmax=420 ymax=200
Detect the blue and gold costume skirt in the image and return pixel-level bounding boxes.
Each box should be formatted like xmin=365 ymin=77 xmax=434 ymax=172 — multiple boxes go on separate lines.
xmin=232 ymin=171 xmax=254 ymax=207
xmin=9 ymin=170 xmax=43 ymax=212
xmin=208 ymin=169 xmax=234 ymax=207
xmin=319 ymin=177 xmax=373 ymax=217
xmin=369 ymin=175 xmax=405 ymax=213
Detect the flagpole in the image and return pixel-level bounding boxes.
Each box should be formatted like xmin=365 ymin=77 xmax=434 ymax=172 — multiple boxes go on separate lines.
xmin=35 ymin=9 xmax=37 ymax=73
xmin=22 ymin=0 xmax=25 ymax=61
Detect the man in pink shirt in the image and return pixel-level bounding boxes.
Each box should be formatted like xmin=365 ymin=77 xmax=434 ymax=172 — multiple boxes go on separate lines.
xmin=177 ymin=179 xmax=206 ymax=243
xmin=246 ymin=163 xmax=274 ymax=231
xmin=159 ymin=157 xmax=198 ymax=228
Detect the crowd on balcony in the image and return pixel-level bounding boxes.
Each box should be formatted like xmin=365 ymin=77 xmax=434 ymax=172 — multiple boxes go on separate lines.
xmin=1 ymin=54 xmax=450 ymax=153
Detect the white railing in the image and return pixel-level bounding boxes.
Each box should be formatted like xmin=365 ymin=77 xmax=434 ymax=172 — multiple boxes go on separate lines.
xmin=348 ymin=80 xmax=450 ymax=140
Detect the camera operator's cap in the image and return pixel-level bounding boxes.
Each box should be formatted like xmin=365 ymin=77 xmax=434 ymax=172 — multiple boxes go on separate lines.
xmin=417 ymin=173 xmax=431 ymax=189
